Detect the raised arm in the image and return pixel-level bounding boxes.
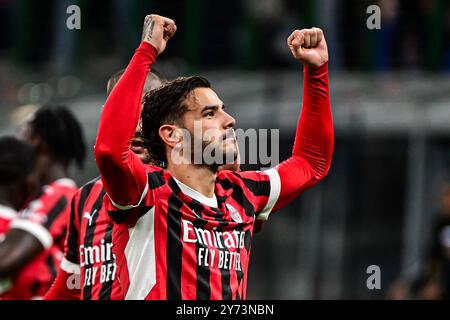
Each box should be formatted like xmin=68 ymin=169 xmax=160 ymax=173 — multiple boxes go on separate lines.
xmin=271 ymin=28 xmax=334 ymax=212
xmin=94 ymin=15 xmax=176 ymax=208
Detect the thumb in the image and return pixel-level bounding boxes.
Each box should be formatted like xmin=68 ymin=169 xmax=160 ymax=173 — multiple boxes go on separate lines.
xmin=292 ymin=32 xmax=304 ymax=48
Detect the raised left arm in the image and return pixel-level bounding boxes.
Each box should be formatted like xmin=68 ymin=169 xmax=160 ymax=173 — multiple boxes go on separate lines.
xmin=269 ymin=28 xmax=334 ymax=213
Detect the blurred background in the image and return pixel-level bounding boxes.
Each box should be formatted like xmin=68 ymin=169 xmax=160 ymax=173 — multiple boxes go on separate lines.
xmin=1 ymin=0 xmax=450 ymax=299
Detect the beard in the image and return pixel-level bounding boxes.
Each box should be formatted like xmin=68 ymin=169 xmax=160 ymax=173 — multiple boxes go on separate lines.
xmin=189 ymin=133 xmax=238 ymax=171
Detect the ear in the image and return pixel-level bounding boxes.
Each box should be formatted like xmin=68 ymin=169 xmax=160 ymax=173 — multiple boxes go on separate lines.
xmin=159 ymin=124 xmax=184 ymax=148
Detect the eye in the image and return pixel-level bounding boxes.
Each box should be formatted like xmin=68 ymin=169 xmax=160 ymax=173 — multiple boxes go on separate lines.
xmin=204 ymin=111 xmax=214 ymax=117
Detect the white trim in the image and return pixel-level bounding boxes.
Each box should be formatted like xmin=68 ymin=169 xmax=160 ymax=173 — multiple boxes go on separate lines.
xmin=0 ymin=205 xmax=17 ymax=220
xmin=124 ymin=207 xmax=156 ymax=300
xmin=53 ymin=178 xmax=77 ymax=188
xmin=9 ymin=219 xmax=53 ymax=249
xmin=173 ymin=177 xmax=218 ymax=208
xmin=257 ymin=168 xmax=281 ymax=221
xmin=60 ymin=257 xmax=81 ymax=275
xmin=109 ymin=176 xmax=149 ymax=210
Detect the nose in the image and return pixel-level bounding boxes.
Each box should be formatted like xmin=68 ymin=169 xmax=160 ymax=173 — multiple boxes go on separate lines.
xmin=223 ymin=111 xmax=236 ymax=129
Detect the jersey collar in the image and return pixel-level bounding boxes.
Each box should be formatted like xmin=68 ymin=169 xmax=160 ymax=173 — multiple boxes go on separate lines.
xmin=172 ymin=177 xmax=218 ymax=208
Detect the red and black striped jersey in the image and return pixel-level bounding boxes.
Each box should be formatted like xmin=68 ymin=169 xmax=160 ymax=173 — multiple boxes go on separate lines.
xmin=106 ymin=166 xmax=281 ymax=300
xmin=0 ymin=205 xmax=61 ymax=300
xmin=4 ymin=178 xmax=76 ymax=298
xmin=94 ymin=41 xmax=333 ymax=300
xmin=11 ymin=178 xmax=77 ymax=252
xmin=61 ymin=177 xmax=123 ymax=300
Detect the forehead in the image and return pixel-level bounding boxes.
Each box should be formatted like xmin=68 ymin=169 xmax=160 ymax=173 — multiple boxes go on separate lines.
xmin=186 ymin=87 xmax=222 ymax=111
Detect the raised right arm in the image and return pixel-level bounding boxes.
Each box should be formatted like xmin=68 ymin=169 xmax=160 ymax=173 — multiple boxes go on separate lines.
xmin=94 ymin=15 xmax=176 ymax=208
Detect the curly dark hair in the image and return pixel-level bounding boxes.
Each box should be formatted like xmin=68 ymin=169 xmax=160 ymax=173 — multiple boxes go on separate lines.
xmin=30 ymin=106 xmax=86 ymax=168
xmin=141 ymin=76 xmax=211 ymax=167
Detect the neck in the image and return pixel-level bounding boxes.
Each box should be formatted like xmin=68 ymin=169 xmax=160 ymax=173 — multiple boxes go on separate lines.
xmin=40 ymin=162 xmax=67 ymax=186
xmin=166 ymin=163 xmax=216 ymax=198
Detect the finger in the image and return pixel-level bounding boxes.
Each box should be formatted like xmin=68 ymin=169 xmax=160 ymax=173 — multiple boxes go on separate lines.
xmin=164 ymin=23 xmax=177 ymax=40
xmin=161 ymin=16 xmax=176 ymax=27
xmin=287 ymin=29 xmax=300 ymax=46
xmin=309 ymin=29 xmax=318 ymax=47
xmin=313 ymin=27 xmax=323 ymax=44
xmin=292 ymin=32 xmax=304 ymax=48
xmin=303 ymin=30 xmax=311 ymax=48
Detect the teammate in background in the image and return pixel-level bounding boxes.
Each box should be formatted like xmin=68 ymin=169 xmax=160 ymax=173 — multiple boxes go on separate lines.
xmin=0 ymin=136 xmax=58 ymax=299
xmin=44 ymin=69 xmax=167 ymax=300
xmin=0 ymin=107 xmax=86 ymax=297
xmin=95 ymin=14 xmax=333 ymax=300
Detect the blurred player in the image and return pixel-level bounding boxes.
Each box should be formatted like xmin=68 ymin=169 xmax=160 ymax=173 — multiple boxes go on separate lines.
xmin=44 ymin=69 xmax=167 ymax=300
xmin=0 ymin=136 xmax=59 ymax=299
xmin=94 ymin=14 xmax=333 ymax=300
xmin=0 ymin=107 xmax=86 ymax=298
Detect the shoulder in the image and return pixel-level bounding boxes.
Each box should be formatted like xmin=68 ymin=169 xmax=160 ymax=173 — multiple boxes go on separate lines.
xmin=217 ymin=170 xmax=272 ymax=195
xmin=145 ymin=165 xmax=168 ymax=190
xmin=47 ymin=178 xmax=78 ymax=200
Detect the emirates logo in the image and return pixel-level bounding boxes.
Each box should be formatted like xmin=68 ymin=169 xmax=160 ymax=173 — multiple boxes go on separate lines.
xmin=226 ymin=203 xmax=242 ymax=223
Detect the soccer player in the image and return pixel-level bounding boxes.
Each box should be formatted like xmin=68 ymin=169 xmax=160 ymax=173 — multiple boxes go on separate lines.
xmin=0 ymin=107 xmax=86 ymax=298
xmin=0 ymin=136 xmax=60 ymax=299
xmin=44 ymin=69 xmax=168 ymax=300
xmin=94 ymin=15 xmax=333 ymax=299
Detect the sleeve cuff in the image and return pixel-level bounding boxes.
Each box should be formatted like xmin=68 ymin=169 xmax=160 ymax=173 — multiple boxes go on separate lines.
xmin=258 ymin=168 xmax=281 ymax=221
xmin=9 ymin=219 xmax=53 ymax=249
xmin=305 ymin=62 xmax=328 ymax=77
xmin=138 ymin=41 xmax=158 ymax=63
xmin=108 ymin=177 xmax=149 ymax=211
xmin=60 ymin=257 xmax=81 ymax=275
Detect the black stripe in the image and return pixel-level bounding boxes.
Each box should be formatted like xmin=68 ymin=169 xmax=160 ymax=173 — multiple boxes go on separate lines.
xmin=46 ymin=254 xmax=57 ymax=280
xmin=240 ymin=176 xmax=270 ymax=197
xmin=107 ymin=173 xmax=161 ymax=224
xmin=217 ymin=224 xmax=232 ymax=300
xmin=98 ymin=223 xmax=114 ymax=300
xmin=186 ymin=201 xmax=211 ymax=300
xmin=148 ymin=171 xmax=165 ymax=189
xmin=66 ymin=196 xmax=80 ymax=263
xmin=107 ymin=209 xmax=126 ymax=224
xmin=210 ymin=199 xmax=232 ymax=299
xmin=217 ymin=178 xmax=255 ymax=218
xmin=43 ymin=196 xmax=67 ymax=229
xmin=81 ymin=189 xmax=105 ymax=300
xmin=166 ymin=193 xmax=184 ymax=300
xmin=234 ymin=223 xmax=246 ymax=299
xmin=77 ymin=179 xmax=97 ymax=222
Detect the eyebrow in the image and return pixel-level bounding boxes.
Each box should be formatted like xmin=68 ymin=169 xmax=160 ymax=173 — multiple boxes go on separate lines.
xmin=201 ymin=104 xmax=225 ymax=113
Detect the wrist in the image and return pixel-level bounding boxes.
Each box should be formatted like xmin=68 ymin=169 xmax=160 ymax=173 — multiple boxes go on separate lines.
xmin=137 ymin=41 xmax=159 ymax=61
xmin=304 ymin=61 xmax=328 ymax=76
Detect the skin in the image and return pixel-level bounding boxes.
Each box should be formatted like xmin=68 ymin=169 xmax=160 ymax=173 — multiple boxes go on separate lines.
xmin=161 ymin=87 xmax=237 ymax=197
xmin=0 ymin=172 xmax=41 ymax=278
xmin=0 ymin=119 xmax=68 ymax=278
xmin=142 ymin=14 xmax=327 ymax=199
xmin=17 ymin=121 xmax=68 ymax=187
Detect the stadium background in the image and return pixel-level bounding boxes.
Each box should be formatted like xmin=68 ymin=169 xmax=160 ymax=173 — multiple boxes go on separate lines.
xmin=0 ymin=0 xmax=450 ymax=299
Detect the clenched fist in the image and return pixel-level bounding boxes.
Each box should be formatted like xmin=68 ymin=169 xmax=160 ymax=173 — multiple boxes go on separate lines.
xmin=287 ymin=28 xmax=328 ymax=68
xmin=141 ymin=14 xmax=177 ymax=55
